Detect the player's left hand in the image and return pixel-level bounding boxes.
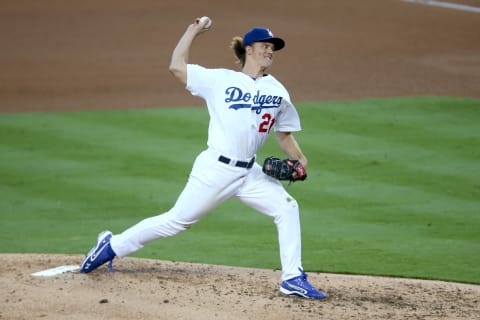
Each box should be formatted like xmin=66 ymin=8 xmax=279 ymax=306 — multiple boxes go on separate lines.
xmin=262 ymin=156 xmax=307 ymax=182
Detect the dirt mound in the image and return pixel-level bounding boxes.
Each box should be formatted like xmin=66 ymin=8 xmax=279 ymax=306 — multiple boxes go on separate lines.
xmin=1 ymin=254 xmax=479 ymax=320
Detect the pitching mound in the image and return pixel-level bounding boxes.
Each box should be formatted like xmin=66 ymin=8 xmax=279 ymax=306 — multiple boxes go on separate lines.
xmin=1 ymin=254 xmax=479 ymax=319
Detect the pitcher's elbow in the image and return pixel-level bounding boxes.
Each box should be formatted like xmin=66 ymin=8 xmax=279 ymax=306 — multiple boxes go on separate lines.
xmin=169 ymin=65 xmax=186 ymax=83
xmin=169 ymin=64 xmax=178 ymax=76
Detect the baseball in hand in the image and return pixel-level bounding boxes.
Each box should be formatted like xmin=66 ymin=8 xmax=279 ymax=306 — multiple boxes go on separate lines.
xmin=196 ymin=16 xmax=212 ymax=29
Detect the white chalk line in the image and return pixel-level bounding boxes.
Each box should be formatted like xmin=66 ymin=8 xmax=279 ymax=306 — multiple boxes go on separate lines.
xmin=31 ymin=265 xmax=80 ymax=277
xmin=402 ymin=0 xmax=480 ymax=13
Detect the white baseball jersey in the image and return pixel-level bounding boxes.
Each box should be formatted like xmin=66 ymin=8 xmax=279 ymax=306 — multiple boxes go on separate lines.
xmin=110 ymin=64 xmax=305 ymax=282
xmin=187 ymin=64 xmax=301 ymax=160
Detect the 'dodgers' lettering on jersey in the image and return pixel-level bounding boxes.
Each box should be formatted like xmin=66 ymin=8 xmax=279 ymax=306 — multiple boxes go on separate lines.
xmin=225 ymin=87 xmax=282 ymax=114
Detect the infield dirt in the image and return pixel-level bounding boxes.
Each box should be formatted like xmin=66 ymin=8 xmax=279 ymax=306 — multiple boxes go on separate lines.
xmin=1 ymin=0 xmax=479 ymax=319
xmin=1 ymin=254 xmax=480 ymax=320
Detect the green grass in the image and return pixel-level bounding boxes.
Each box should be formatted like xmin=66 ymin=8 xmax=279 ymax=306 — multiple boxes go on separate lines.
xmin=1 ymin=96 xmax=479 ymax=284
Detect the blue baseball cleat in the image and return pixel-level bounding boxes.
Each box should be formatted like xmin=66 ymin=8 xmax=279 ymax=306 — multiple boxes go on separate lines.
xmin=280 ymin=268 xmax=328 ymax=299
xmin=80 ymin=230 xmax=116 ymax=273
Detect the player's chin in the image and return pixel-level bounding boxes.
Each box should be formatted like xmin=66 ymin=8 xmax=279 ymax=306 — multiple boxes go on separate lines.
xmin=262 ymin=58 xmax=273 ymax=68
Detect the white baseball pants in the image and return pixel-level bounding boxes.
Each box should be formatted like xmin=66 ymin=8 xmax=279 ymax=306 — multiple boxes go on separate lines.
xmin=110 ymin=148 xmax=303 ymax=281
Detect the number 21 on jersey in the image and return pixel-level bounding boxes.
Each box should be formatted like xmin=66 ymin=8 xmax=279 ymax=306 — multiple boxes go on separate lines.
xmin=259 ymin=113 xmax=275 ymax=133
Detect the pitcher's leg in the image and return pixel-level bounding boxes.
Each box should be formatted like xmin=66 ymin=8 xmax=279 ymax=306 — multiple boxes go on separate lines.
xmin=110 ymin=150 xmax=245 ymax=257
xmin=236 ymin=165 xmax=303 ymax=281
xmin=111 ymin=174 xmax=230 ymax=257
xmin=272 ymin=194 xmax=303 ymax=281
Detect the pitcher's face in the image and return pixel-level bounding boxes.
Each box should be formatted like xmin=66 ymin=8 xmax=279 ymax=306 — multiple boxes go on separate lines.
xmin=248 ymin=42 xmax=275 ymax=70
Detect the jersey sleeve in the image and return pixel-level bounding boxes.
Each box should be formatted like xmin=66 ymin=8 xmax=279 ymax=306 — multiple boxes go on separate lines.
xmin=186 ymin=64 xmax=217 ymax=99
xmin=263 ymin=75 xmax=302 ymax=132
xmin=274 ymin=99 xmax=302 ymax=132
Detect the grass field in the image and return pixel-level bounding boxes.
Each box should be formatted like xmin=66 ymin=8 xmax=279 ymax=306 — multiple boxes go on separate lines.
xmin=1 ymin=96 xmax=479 ymax=284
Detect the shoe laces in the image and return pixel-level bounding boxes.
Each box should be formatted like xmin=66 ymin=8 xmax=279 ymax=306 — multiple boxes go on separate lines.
xmin=295 ymin=269 xmax=316 ymax=291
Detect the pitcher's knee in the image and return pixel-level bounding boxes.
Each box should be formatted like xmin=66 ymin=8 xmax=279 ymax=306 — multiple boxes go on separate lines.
xmin=159 ymin=218 xmax=194 ymax=237
xmin=147 ymin=211 xmax=197 ymax=238
xmin=285 ymin=195 xmax=299 ymax=208
xmin=172 ymin=219 xmax=195 ymax=231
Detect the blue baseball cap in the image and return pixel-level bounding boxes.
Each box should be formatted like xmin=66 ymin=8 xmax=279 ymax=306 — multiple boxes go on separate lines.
xmin=243 ymin=27 xmax=285 ymax=51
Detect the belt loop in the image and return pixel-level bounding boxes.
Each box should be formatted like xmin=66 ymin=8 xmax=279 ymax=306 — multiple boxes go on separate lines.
xmin=247 ymin=156 xmax=255 ymax=169
xmin=218 ymin=155 xmax=230 ymax=165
